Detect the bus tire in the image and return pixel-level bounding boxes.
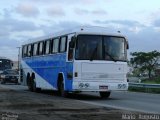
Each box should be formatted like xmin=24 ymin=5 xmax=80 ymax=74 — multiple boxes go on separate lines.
xmin=31 ymin=74 xmax=41 ymax=93
xmin=99 ymin=91 xmax=111 ymax=98
xmin=27 ymin=74 xmax=33 ymax=91
xmin=32 ymin=80 xmax=36 ymax=92
xmin=58 ymin=77 xmax=68 ymax=97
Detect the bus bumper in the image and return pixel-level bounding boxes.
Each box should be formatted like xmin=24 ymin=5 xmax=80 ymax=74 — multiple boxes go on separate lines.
xmin=72 ymin=81 xmax=128 ymax=92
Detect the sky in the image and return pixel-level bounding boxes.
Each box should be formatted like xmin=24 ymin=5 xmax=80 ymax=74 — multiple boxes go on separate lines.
xmin=0 ymin=0 xmax=160 ymax=60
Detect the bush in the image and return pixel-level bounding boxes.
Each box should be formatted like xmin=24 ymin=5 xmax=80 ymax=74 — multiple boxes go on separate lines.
xmin=141 ymin=77 xmax=160 ymax=84
xmin=128 ymin=87 xmax=160 ymax=94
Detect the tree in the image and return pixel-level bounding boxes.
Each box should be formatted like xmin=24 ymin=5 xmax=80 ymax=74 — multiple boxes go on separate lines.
xmin=130 ymin=50 xmax=160 ymax=78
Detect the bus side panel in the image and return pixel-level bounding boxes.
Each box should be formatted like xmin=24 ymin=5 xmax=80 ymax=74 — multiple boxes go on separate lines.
xmin=23 ymin=54 xmax=70 ymax=90
xmin=65 ymin=62 xmax=73 ymax=91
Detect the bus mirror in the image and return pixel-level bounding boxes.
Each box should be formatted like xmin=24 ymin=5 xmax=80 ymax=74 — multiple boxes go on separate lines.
xmin=70 ymin=36 xmax=76 ymax=48
xmin=126 ymin=41 xmax=129 ymax=49
xmin=12 ymin=63 xmax=14 ymax=66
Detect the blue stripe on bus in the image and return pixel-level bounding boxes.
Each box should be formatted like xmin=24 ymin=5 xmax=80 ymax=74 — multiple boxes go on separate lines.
xmin=23 ymin=54 xmax=73 ymax=91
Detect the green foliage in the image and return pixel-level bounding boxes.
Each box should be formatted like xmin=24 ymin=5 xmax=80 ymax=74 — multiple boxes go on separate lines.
xmin=130 ymin=50 xmax=160 ymax=78
xmin=142 ymin=77 xmax=160 ymax=84
xmin=128 ymin=87 xmax=160 ymax=94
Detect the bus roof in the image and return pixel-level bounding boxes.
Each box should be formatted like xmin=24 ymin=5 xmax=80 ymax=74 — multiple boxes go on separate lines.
xmin=22 ymin=26 xmax=127 ymax=45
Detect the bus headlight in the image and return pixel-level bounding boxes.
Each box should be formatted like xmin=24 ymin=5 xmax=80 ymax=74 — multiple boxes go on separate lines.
xmin=118 ymin=84 xmax=127 ymax=89
xmin=122 ymin=84 xmax=126 ymax=88
xmin=84 ymin=83 xmax=89 ymax=88
xmin=79 ymin=83 xmax=84 ymax=88
xmin=79 ymin=83 xmax=90 ymax=88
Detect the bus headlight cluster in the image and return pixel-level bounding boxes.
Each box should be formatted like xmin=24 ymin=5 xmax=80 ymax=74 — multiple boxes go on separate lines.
xmin=118 ymin=84 xmax=126 ymax=89
xmin=79 ymin=83 xmax=90 ymax=88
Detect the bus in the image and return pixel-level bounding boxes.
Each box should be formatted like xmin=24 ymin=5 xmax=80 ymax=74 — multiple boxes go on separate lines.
xmin=20 ymin=26 xmax=129 ymax=98
xmin=0 ymin=57 xmax=13 ymax=73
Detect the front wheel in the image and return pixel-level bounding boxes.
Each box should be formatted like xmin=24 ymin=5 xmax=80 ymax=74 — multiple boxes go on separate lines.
xmin=99 ymin=91 xmax=111 ymax=98
xmin=58 ymin=80 xmax=68 ymax=97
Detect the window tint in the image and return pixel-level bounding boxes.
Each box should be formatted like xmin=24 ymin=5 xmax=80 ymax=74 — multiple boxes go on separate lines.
xmin=60 ymin=36 xmax=67 ymax=52
xmin=45 ymin=40 xmax=50 ymax=54
xmin=52 ymin=38 xmax=59 ymax=53
xmin=33 ymin=43 xmax=38 ymax=56
xmin=22 ymin=45 xmax=27 ymax=57
xmin=38 ymin=42 xmax=44 ymax=55
xmin=27 ymin=44 xmax=32 ymax=57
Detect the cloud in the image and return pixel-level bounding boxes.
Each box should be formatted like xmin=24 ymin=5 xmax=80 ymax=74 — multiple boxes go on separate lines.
xmin=0 ymin=9 xmax=41 ymax=60
xmin=0 ymin=9 xmax=39 ymax=35
xmin=0 ymin=17 xmax=39 ymax=37
xmin=153 ymin=18 xmax=160 ymax=27
xmin=15 ymin=2 xmax=40 ymax=17
xmin=0 ymin=37 xmax=21 ymax=60
xmin=94 ymin=20 xmax=144 ymax=27
xmin=40 ymin=21 xmax=84 ymax=35
xmin=0 ymin=46 xmax=18 ymax=60
xmin=74 ymin=8 xmax=107 ymax=16
xmin=91 ymin=9 xmax=107 ymax=15
xmin=47 ymin=6 xmax=65 ymax=17
xmin=0 ymin=39 xmax=20 ymax=48
xmin=74 ymin=9 xmax=89 ymax=15
xmin=27 ymin=0 xmax=97 ymax=5
xmin=127 ymin=26 xmax=160 ymax=54
xmin=94 ymin=20 xmax=146 ymax=34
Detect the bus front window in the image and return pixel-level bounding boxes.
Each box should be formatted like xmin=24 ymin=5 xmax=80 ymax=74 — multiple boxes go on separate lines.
xmin=104 ymin=36 xmax=126 ymax=61
xmin=75 ymin=35 xmax=103 ymax=60
xmin=75 ymin=35 xmax=127 ymax=61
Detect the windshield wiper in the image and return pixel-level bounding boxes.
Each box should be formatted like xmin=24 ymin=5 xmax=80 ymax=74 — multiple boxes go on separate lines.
xmin=105 ymin=51 xmax=117 ymax=62
xmin=90 ymin=44 xmax=98 ymax=61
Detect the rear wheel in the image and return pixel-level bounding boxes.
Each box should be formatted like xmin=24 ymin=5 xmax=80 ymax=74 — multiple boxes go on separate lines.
xmin=31 ymin=77 xmax=40 ymax=93
xmin=27 ymin=76 xmax=33 ymax=91
xmin=99 ymin=91 xmax=111 ymax=98
xmin=32 ymin=80 xmax=36 ymax=92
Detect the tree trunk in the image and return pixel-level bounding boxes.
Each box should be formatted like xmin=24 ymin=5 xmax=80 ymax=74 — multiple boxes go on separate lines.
xmin=148 ymin=70 xmax=151 ymax=79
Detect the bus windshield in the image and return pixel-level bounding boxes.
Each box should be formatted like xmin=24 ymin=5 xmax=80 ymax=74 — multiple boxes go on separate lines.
xmin=75 ymin=35 xmax=127 ymax=61
xmin=0 ymin=59 xmax=12 ymax=70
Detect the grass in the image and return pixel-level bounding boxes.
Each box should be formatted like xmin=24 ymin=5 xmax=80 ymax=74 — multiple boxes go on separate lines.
xmin=141 ymin=77 xmax=160 ymax=84
xmin=129 ymin=77 xmax=160 ymax=93
xmin=128 ymin=87 xmax=160 ymax=94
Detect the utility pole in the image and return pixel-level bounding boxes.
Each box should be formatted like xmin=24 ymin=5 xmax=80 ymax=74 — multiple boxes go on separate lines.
xmin=16 ymin=47 xmax=21 ymax=71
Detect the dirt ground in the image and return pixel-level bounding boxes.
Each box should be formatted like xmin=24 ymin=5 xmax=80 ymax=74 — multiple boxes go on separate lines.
xmin=0 ymin=85 xmax=140 ymax=120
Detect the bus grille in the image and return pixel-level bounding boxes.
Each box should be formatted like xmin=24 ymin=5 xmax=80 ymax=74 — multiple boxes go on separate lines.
xmin=81 ymin=73 xmax=124 ymax=80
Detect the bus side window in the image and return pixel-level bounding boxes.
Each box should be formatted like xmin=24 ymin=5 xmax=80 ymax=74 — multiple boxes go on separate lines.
xmin=52 ymin=38 xmax=59 ymax=53
xmin=68 ymin=41 xmax=74 ymax=61
xmin=33 ymin=43 xmax=38 ymax=56
xmin=45 ymin=40 xmax=50 ymax=54
xmin=38 ymin=42 xmax=44 ymax=55
xmin=23 ymin=45 xmax=27 ymax=57
xmin=60 ymin=36 xmax=67 ymax=53
xmin=22 ymin=46 xmax=25 ymax=57
xmin=27 ymin=44 xmax=32 ymax=57
xmin=68 ymin=36 xmax=76 ymax=61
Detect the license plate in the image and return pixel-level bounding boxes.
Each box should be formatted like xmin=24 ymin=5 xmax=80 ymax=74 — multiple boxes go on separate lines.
xmin=99 ymin=86 xmax=108 ymax=90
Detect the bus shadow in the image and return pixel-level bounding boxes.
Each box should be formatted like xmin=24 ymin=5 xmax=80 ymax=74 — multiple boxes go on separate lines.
xmin=67 ymin=93 xmax=119 ymax=101
xmin=27 ymin=90 xmax=119 ymax=101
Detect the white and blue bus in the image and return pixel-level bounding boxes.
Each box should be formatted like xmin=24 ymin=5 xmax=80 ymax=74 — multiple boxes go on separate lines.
xmin=20 ymin=26 xmax=129 ymax=98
